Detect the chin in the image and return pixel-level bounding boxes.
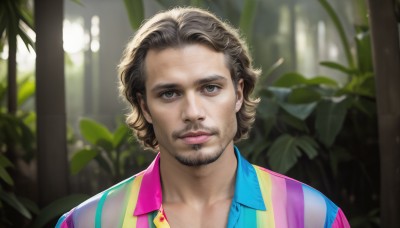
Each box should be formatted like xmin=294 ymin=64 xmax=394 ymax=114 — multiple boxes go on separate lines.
xmin=175 ymin=145 xmax=224 ymax=167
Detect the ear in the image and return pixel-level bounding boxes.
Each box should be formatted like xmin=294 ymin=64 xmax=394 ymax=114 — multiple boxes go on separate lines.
xmin=137 ymin=93 xmax=153 ymax=124
xmin=235 ymin=79 xmax=244 ymax=112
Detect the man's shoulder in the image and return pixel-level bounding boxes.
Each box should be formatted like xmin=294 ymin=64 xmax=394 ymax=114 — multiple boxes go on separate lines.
xmin=56 ymin=173 xmax=144 ymax=227
xmin=251 ymin=164 xmax=342 ymax=226
xmin=252 ymin=164 xmax=325 ymax=194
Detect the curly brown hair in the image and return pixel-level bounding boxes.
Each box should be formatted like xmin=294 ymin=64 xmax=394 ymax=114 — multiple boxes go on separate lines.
xmin=118 ymin=7 xmax=260 ymax=150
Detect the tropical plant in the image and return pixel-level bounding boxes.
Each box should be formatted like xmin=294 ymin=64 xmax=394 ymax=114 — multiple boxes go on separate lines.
xmin=0 ymin=0 xmax=36 ymax=224
xmin=238 ymin=0 xmax=379 ymax=227
xmin=0 ymin=0 xmax=35 ymax=115
xmin=0 ymin=72 xmax=37 ymax=227
xmin=70 ymin=118 xmax=153 ymax=184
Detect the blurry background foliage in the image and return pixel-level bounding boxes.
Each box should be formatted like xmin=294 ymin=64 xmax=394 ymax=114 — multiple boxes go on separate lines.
xmin=0 ymin=0 xmax=379 ymax=227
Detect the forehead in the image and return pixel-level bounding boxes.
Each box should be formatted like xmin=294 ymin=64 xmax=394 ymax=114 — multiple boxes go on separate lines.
xmin=144 ymin=44 xmax=231 ymax=86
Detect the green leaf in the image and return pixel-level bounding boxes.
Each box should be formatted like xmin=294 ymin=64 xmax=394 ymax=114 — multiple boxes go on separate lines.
xmin=267 ymin=134 xmax=301 ymax=174
xmin=306 ymin=76 xmax=339 ymax=87
xmin=0 ymin=191 xmax=31 ymax=219
xmin=239 ymin=0 xmax=257 ymax=41
xmin=70 ymin=0 xmax=84 ymax=6
xmin=256 ymin=97 xmax=279 ymax=120
xmin=266 ymin=87 xmax=291 ymax=102
xmin=123 ymin=0 xmax=144 ymax=30
xmin=95 ymin=153 xmax=114 ymax=175
xmin=255 ymin=58 xmax=284 ymax=95
xmin=118 ymin=149 xmax=132 ymax=174
xmin=70 ymin=148 xmax=99 ymax=175
xmin=296 ymin=136 xmax=318 ymax=159
xmin=0 ymin=166 xmax=14 ymax=186
xmin=268 ymin=135 xmax=320 ymax=174
xmin=18 ymin=5 xmax=34 ymax=29
xmin=287 ymin=87 xmax=321 ymax=104
xmin=318 ymin=0 xmax=355 ymax=68
xmin=0 ymin=154 xmax=13 ymax=168
xmin=79 ymin=118 xmax=113 ymax=146
xmin=357 ymin=74 xmax=375 ymax=97
xmin=355 ymin=26 xmax=373 ymax=73
xmin=278 ymin=102 xmax=317 ymax=120
xmin=273 ymin=72 xmax=307 ymax=88
xmin=353 ymin=97 xmax=376 ymax=117
xmin=113 ymin=123 xmax=130 ymax=149
xmin=18 ymin=26 xmax=35 ymax=52
xmin=31 ymin=194 xmax=89 ymax=228
xmin=17 ymin=79 xmax=35 ymax=106
xmin=18 ymin=196 xmax=40 ymax=215
xmin=320 ymin=61 xmax=356 ymax=75
xmin=280 ymin=112 xmax=308 ymax=132
xmin=315 ymin=97 xmax=351 ymax=147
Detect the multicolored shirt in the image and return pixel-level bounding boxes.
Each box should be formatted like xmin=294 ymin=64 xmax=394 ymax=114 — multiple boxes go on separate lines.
xmin=56 ymin=147 xmax=350 ymax=227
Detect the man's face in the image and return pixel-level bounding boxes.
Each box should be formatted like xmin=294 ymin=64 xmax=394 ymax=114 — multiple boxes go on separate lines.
xmin=141 ymin=44 xmax=243 ymax=167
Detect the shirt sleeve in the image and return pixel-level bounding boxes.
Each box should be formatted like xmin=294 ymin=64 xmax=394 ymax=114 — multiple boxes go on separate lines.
xmin=332 ymin=208 xmax=350 ymax=228
xmin=55 ymin=209 xmax=75 ymax=228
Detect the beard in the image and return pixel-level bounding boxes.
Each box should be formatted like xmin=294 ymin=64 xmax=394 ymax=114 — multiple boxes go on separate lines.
xmin=174 ymin=144 xmax=226 ymax=167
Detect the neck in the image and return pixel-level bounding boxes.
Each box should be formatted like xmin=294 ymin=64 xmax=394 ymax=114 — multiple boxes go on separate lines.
xmin=160 ymin=144 xmax=237 ymax=206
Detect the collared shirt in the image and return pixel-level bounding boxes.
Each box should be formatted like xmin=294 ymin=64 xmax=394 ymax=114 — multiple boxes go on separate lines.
xmin=56 ymin=147 xmax=350 ymax=227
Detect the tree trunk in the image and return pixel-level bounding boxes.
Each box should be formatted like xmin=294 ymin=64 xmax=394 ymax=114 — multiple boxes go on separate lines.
xmin=35 ymin=0 xmax=69 ymax=206
xmin=367 ymin=0 xmax=400 ymax=227
xmin=7 ymin=32 xmax=17 ymax=115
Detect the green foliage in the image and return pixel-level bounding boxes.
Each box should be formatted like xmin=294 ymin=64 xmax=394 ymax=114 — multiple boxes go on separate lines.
xmin=30 ymin=194 xmax=89 ymax=228
xmin=239 ymin=0 xmax=257 ymax=41
xmin=0 ymin=154 xmax=14 ymax=185
xmin=267 ymin=134 xmax=318 ymax=173
xmin=0 ymin=0 xmax=35 ymax=52
xmin=0 ymin=75 xmax=37 ymax=227
xmin=0 ymin=190 xmax=32 ymax=219
xmin=70 ymin=117 xmax=150 ymax=183
xmin=238 ymin=0 xmax=379 ymax=227
xmin=124 ymin=0 xmax=144 ymax=30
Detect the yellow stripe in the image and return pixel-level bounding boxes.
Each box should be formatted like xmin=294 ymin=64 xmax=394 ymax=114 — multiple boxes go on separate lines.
xmin=254 ymin=167 xmax=275 ymax=227
xmin=153 ymin=208 xmax=171 ymax=228
xmin=121 ymin=175 xmax=143 ymax=227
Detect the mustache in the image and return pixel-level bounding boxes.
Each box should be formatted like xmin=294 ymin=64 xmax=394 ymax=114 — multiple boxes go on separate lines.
xmin=172 ymin=123 xmax=219 ymax=140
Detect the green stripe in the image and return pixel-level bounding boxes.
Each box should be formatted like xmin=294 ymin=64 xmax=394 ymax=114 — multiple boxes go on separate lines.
xmin=148 ymin=211 xmax=158 ymax=228
xmin=95 ymin=175 xmax=137 ymax=228
xmin=95 ymin=189 xmax=111 ymax=228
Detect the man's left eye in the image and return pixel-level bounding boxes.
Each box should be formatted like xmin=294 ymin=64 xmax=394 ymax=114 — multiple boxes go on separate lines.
xmin=204 ymin=85 xmax=219 ymax=93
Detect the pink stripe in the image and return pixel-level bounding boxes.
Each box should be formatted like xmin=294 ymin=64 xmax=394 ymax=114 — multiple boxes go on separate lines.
xmin=136 ymin=214 xmax=150 ymax=227
xmin=332 ymin=208 xmax=351 ymax=228
xmin=270 ymin=174 xmax=288 ymax=227
xmin=134 ymin=154 xmax=162 ymax=215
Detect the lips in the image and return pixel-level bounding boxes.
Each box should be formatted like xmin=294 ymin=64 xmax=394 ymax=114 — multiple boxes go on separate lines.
xmin=179 ymin=131 xmax=212 ymax=144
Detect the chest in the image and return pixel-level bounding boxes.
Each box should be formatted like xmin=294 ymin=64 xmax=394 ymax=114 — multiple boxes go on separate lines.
xmin=162 ymin=199 xmax=232 ymax=228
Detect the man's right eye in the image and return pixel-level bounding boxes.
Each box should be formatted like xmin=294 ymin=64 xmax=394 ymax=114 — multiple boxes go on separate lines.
xmin=160 ymin=91 xmax=178 ymax=100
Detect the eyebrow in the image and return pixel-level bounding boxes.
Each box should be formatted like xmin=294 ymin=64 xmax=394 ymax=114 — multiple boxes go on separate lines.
xmin=150 ymin=75 xmax=228 ymax=93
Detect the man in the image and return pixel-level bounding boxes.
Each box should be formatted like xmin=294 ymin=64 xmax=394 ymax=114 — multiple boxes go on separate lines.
xmin=57 ymin=7 xmax=350 ymax=228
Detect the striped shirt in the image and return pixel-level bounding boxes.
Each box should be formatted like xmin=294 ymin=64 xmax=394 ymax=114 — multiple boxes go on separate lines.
xmin=56 ymin=147 xmax=350 ymax=227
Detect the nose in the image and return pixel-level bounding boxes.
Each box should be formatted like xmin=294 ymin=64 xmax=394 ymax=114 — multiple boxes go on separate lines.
xmin=181 ymin=92 xmax=205 ymax=123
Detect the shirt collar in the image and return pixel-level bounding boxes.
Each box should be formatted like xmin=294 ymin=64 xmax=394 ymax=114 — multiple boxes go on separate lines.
xmin=233 ymin=146 xmax=266 ymax=210
xmin=133 ymin=153 xmax=162 ymax=216
xmin=133 ymin=146 xmax=266 ymax=216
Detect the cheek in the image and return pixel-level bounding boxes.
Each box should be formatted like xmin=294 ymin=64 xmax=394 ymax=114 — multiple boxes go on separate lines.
xmin=148 ymin=108 xmax=177 ymax=138
xmin=212 ymin=96 xmax=238 ymax=126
